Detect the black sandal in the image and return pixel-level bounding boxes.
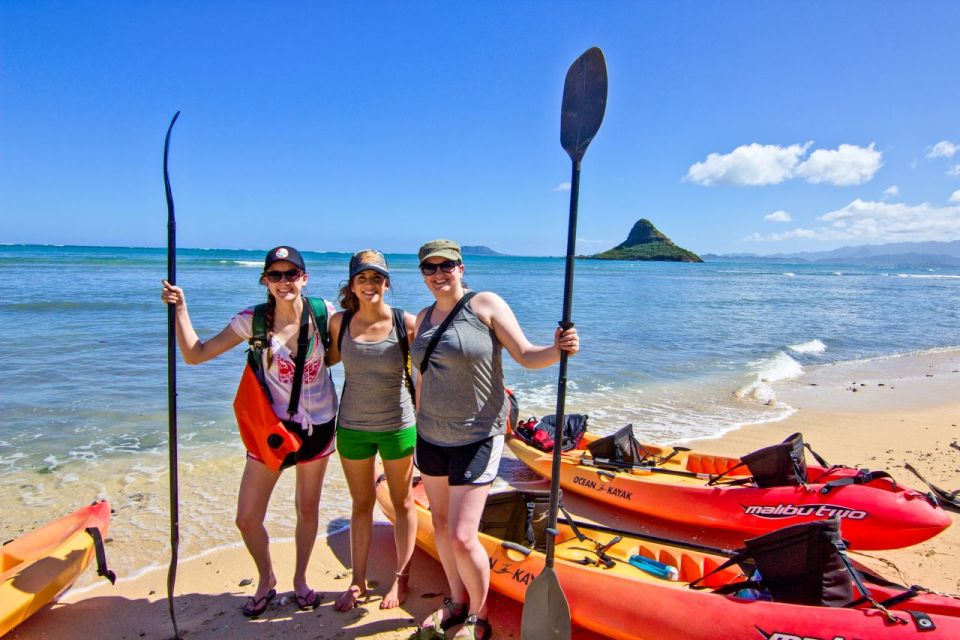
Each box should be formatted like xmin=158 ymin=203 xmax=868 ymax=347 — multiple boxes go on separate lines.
xmin=418 ymin=597 xmax=468 ymax=635
xmin=453 ymin=614 xmax=492 ymax=640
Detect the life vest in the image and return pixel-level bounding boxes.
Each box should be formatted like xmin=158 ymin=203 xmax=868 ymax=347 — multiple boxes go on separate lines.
xmin=233 ymin=297 xmax=329 ymax=471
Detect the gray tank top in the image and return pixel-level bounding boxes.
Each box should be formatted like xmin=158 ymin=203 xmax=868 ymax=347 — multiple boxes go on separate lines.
xmin=338 ymin=319 xmax=416 ymax=432
xmin=411 ymin=298 xmax=507 ymax=446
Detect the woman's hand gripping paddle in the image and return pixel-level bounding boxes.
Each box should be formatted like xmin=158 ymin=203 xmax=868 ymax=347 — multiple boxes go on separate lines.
xmin=521 ymin=48 xmax=607 ymax=640
xmin=163 ymin=111 xmax=183 ymax=640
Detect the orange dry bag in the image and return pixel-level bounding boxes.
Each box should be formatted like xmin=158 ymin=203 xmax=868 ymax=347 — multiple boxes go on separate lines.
xmin=233 ymin=364 xmax=301 ymax=471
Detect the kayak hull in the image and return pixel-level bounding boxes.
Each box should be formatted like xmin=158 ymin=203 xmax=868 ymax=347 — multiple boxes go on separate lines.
xmin=375 ymin=476 xmax=960 ymax=640
xmin=508 ymin=433 xmax=950 ymax=550
xmin=0 ymin=501 xmax=111 ymax=637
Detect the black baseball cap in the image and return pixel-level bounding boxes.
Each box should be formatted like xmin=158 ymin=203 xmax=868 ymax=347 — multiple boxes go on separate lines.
xmin=349 ymin=249 xmax=390 ymax=279
xmin=264 ymin=246 xmax=306 ymax=271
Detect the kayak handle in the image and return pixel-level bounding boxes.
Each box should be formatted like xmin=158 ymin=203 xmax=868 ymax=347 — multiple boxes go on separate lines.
xmin=501 ymin=541 xmax=534 ymax=556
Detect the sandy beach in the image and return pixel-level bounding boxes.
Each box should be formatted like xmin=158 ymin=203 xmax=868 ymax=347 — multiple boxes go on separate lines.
xmin=9 ymin=350 xmax=959 ymax=639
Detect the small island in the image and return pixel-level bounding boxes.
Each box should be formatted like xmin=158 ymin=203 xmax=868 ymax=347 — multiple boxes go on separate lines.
xmin=581 ymin=218 xmax=702 ymax=262
xmin=461 ymin=245 xmax=506 ymax=256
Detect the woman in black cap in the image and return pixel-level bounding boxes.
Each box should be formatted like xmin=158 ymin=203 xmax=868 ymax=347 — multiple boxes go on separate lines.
xmin=328 ymin=249 xmax=418 ymax=612
xmin=411 ymin=239 xmax=579 ymax=640
xmin=161 ymin=246 xmax=337 ymax=617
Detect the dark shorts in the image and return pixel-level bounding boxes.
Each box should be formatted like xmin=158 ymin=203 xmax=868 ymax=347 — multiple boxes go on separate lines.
xmin=246 ymin=418 xmax=336 ymax=469
xmin=414 ymin=434 xmax=504 ymax=485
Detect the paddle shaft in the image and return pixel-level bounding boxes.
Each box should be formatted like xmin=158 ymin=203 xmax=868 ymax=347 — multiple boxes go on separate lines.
xmin=545 ymin=160 xmax=581 ymax=569
xmin=164 ymin=111 xmax=182 ymax=640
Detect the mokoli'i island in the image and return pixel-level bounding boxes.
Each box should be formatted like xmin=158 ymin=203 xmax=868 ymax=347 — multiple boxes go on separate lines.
xmin=580 ymin=218 xmax=703 ymax=262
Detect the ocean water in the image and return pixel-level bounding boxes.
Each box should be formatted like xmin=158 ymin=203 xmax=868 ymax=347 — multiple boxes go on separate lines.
xmin=2 ymin=244 xmax=959 ymax=580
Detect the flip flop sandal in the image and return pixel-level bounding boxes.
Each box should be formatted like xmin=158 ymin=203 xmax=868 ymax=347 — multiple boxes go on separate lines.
xmin=295 ymin=589 xmax=322 ymax=610
xmin=242 ymin=588 xmax=277 ymax=617
xmin=452 ymin=615 xmax=492 ymax=640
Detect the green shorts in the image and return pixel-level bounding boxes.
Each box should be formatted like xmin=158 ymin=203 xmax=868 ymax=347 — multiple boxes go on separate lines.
xmin=336 ymin=424 xmax=417 ymax=461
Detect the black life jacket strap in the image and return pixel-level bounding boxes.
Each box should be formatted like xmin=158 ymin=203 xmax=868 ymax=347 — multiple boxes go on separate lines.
xmin=418 ymin=291 xmax=477 ymax=374
xmin=85 ymin=526 xmax=117 ymax=585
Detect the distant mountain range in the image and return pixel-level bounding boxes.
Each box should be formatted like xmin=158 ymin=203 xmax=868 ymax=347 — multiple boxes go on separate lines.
xmin=703 ymin=240 xmax=960 ymax=267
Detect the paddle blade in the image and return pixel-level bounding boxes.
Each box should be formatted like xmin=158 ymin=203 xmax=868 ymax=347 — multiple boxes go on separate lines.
xmin=560 ymin=47 xmax=607 ymax=162
xmin=521 ymin=567 xmax=572 ymax=640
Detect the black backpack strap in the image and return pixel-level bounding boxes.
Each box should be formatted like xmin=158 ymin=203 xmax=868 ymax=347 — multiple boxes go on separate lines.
xmin=336 ymin=309 xmax=354 ymax=354
xmin=419 ymin=291 xmax=477 ymax=374
xmin=392 ymin=307 xmax=416 ymax=405
xmin=285 ymin=300 xmax=311 ymax=419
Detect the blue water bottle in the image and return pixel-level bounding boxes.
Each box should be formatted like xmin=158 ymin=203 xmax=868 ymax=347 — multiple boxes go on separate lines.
xmin=628 ymin=554 xmax=679 ymax=581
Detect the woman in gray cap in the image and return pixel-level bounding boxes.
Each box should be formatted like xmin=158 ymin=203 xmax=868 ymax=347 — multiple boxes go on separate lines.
xmin=161 ymin=246 xmax=337 ymax=617
xmin=327 ymin=249 xmax=418 ymax=612
xmin=411 ymin=239 xmax=579 ymax=640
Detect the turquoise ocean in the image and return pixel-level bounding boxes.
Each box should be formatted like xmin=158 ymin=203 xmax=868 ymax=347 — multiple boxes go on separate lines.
xmin=2 ymin=244 xmax=959 ymax=582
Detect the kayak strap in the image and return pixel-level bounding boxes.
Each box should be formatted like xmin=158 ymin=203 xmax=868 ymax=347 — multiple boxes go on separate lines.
xmin=819 ymin=469 xmax=895 ymax=495
xmin=905 ymin=462 xmax=960 ymax=510
xmin=85 ymin=527 xmax=117 ymax=585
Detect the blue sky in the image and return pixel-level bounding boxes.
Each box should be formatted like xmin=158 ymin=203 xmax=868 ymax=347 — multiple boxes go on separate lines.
xmin=2 ymin=1 xmax=959 ymax=256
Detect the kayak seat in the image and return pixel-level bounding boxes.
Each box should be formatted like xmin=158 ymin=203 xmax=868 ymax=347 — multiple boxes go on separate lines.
xmin=685 ymin=454 xmax=742 ymax=476
xmin=479 ymin=490 xmax=552 ymax=552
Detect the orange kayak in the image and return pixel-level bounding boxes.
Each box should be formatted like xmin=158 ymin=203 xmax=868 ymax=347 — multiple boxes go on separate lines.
xmin=0 ymin=501 xmax=114 ymax=637
xmin=376 ymin=476 xmax=960 ymax=639
xmin=507 ymin=430 xmax=950 ymax=550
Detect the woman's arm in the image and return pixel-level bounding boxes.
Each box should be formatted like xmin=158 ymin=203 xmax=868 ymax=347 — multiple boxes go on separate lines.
xmin=326 ymin=311 xmax=344 ymax=367
xmin=472 ymin=291 xmax=579 ymax=370
xmin=161 ymin=280 xmax=245 ymax=364
xmin=412 ymin=307 xmax=429 ymax=410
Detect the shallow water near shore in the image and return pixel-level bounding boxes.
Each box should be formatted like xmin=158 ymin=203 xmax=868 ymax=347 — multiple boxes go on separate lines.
xmin=2 ymin=244 xmax=959 ymax=582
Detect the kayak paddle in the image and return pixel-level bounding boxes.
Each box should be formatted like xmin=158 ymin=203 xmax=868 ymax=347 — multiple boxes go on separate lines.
xmin=163 ymin=110 xmax=183 ymax=640
xmin=521 ymin=47 xmax=607 ymax=640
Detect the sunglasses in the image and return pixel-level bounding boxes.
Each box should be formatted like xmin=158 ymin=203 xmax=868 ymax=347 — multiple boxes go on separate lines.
xmin=264 ymin=268 xmax=303 ymax=283
xmin=419 ymin=260 xmax=461 ymax=276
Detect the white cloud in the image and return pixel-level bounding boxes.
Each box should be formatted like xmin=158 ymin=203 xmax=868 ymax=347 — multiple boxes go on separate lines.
xmin=794 ymin=143 xmax=882 ymax=186
xmin=927 ymin=140 xmax=959 ymax=159
xmin=764 ymin=210 xmax=792 ymax=222
xmin=882 ymin=185 xmax=899 ymax=197
xmin=687 ymin=142 xmax=881 ymax=186
xmin=685 ymin=142 xmax=811 ymax=186
xmin=553 ymin=182 xmax=571 ymax=192
xmin=817 ymin=199 xmax=960 ymax=241
xmin=743 ymin=228 xmax=817 ymax=242
xmin=949 ymin=164 xmax=960 ymax=177
xmin=744 ymin=198 xmax=960 ymax=243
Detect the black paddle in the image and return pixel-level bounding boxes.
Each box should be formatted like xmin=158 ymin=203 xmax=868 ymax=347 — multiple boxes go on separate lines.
xmin=521 ymin=47 xmax=607 ymax=640
xmin=163 ymin=111 xmax=183 ymax=640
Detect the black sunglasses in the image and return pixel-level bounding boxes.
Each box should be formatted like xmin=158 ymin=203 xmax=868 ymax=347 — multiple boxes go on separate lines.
xmin=419 ymin=260 xmax=461 ymax=276
xmin=264 ymin=268 xmax=303 ymax=283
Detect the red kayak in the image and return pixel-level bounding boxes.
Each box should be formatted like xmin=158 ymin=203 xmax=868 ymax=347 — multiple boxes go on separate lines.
xmin=508 ymin=425 xmax=951 ymax=550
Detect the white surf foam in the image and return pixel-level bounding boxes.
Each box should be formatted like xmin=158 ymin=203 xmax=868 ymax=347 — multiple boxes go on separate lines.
xmin=788 ymin=339 xmax=826 ymax=354
xmin=735 ymin=351 xmax=804 ymax=405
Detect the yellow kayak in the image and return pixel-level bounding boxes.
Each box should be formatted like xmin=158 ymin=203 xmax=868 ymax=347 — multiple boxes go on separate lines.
xmin=0 ymin=501 xmax=114 ymax=637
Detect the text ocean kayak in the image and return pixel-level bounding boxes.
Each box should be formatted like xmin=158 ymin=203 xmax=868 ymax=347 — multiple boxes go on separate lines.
xmin=507 ymin=430 xmax=950 ymax=550
xmin=375 ymin=475 xmax=960 ymax=640
xmin=0 ymin=501 xmax=114 ymax=637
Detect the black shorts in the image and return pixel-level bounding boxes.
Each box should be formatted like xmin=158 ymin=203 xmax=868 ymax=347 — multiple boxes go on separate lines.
xmin=414 ymin=434 xmax=504 ymax=485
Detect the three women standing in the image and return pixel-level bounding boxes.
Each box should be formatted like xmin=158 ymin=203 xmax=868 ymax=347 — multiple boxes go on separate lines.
xmin=411 ymin=239 xmax=579 ymax=640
